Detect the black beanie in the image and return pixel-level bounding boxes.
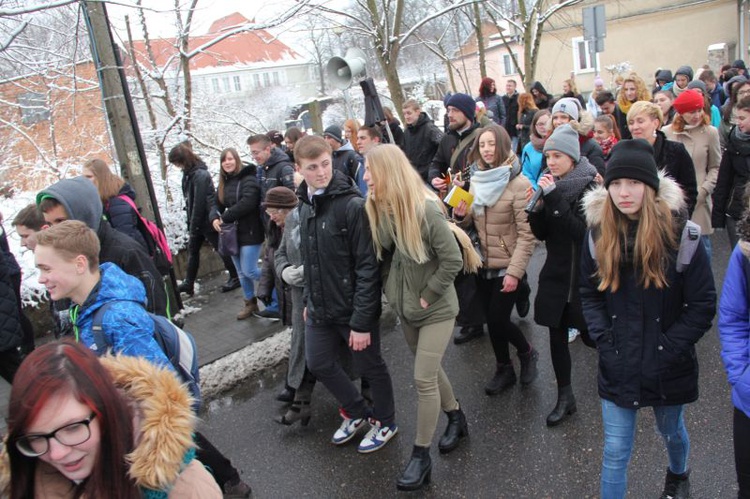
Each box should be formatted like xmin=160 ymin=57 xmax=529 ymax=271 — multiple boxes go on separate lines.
xmin=604 ymin=139 xmax=660 ymax=192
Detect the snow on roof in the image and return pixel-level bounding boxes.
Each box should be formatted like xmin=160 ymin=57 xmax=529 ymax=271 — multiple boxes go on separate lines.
xmin=129 ymin=12 xmax=307 ymax=72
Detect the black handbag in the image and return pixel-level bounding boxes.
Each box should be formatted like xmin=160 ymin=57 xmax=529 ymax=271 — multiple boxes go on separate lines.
xmin=217 ymin=182 xmax=241 ymax=257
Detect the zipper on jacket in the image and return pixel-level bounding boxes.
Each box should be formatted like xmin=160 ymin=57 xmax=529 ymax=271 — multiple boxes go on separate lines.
xmin=499 ymin=235 xmax=512 ymax=258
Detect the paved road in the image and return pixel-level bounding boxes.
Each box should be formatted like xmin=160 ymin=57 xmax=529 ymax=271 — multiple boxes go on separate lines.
xmin=200 ymin=232 xmax=738 ymax=498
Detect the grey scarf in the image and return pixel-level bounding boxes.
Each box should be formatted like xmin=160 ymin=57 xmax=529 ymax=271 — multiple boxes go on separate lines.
xmin=554 ymin=156 xmax=598 ymax=203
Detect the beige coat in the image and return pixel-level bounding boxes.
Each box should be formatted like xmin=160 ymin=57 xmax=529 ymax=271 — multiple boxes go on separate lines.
xmin=0 ymin=355 xmax=222 ymax=498
xmin=663 ymin=124 xmax=721 ymax=234
xmin=463 ymin=173 xmax=536 ymax=278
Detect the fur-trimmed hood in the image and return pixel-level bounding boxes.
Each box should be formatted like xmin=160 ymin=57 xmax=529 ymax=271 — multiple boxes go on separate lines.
xmin=582 ymin=172 xmax=687 ymax=228
xmin=736 ymin=210 xmax=750 ymax=258
xmin=568 ymin=110 xmax=595 ymax=137
xmin=0 ymin=354 xmax=197 ymax=494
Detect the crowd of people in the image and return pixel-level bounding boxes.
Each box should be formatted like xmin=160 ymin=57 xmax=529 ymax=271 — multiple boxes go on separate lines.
xmin=0 ymin=59 xmax=750 ymax=497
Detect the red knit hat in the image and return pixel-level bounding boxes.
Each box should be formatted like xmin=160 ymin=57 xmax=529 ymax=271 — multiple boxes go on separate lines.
xmin=672 ymin=89 xmax=704 ymax=114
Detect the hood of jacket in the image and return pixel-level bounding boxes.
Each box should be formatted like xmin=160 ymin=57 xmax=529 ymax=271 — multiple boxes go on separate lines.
xmin=582 ymin=172 xmax=686 ymax=228
xmin=297 ymin=169 xmax=359 ymax=205
xmin=335 ymin=141 xmax=356 ymax=154
xmin=184 ymin=160 xmax=208 ymax=177
xmin=117 ymin=183 xmax=137 ymax=201
xmin=37 ymin=177 xmax=103 ymax=231
xmin=531 ymin=81 xmax=549 ymax=97
xmin=409 ymin=112 xmax=433 ymax=130
xmin=265 ymin=147 xmax=292 ymax=170
xmin=655 ymin=69 xmax=674 ymax=83
xmin=0 ymin=353 xmax=196 ymax=493
xmin=568 ymin=110 xmax=595 ymax=137
xmin=221 ymin=163 xmax=257 ymax=182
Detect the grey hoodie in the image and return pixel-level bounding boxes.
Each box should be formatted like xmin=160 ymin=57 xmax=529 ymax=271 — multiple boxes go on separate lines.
xmin=37 ymin=177 xmax=103 ymax=230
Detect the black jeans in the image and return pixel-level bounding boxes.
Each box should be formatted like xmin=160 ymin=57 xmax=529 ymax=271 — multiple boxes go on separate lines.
xmin=185 ymin=228 xmax=237 ymax=284
xmin=735 ymin=408 xmax=750 ymax=498
xmin=476 ymin=275 xmax=531 ymax=364
xmin=194 ymin=431 xmax=239 ymax=488
xmin=305 ymin=321 xmax=395 ymax=425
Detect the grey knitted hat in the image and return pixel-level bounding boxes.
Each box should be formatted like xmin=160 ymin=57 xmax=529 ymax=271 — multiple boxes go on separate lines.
xmin=543 ymin=124 xmax=580 ymax=163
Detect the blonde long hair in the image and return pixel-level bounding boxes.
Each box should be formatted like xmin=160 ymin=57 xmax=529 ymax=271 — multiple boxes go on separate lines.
xmin=364 ymin=144 xmax=437 ymax=263
xmin=594 ymin=186 xmax=677 ymax=292
xmin=83 ymin=159 xmax=125 ymax=204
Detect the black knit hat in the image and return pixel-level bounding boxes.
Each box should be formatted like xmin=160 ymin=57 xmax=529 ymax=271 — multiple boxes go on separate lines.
xmin=263 ymin=186 xmax=298 ymax=209
xmin=445 ymin=93 xmax=476 ymax=122
xmin=324 ymin=125 xmax=345 ymax=144
xmin=604 ymin=139 xmax=660 ymax=192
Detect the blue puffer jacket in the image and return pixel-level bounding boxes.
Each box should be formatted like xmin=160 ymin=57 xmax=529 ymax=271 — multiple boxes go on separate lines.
xmin=72 ymin=262 xmax=170 ymax=368
xmin=719 ymin=242 xmax=750 ymax=418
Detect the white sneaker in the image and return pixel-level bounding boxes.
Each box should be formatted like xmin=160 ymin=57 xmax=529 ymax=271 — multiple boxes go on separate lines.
xmin=331 ymin=410 xmax=366 ymax=445
xmin=357 ymin=419 xmax=398 ymax=453
xmin=568 ymin=328 xmax=580 ymax=343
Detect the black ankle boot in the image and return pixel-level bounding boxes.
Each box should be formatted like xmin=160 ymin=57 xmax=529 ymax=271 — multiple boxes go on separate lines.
xmin=659 ymin=468 xmax=690 ymax=499
xmin=396 ymin=445 xmax=432 ymax=491
xmin=276 ymin=400 xmax=312 ymax=426
xmin=518 ymin=347 xmax=539 ymax=385
xmin=177 ymin=281 xmax=194 ymax=297
xmin=484 ymin=363 xmax=516 ymax=395
xmin=438 ymin=404 xmax=468 ymax=454
xmin=546 ymin=385 xmax=577 ymax=426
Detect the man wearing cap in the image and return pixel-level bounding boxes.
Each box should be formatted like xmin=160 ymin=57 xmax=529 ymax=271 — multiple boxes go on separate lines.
xmin=324 ymin=125 xmax=362 ymax=182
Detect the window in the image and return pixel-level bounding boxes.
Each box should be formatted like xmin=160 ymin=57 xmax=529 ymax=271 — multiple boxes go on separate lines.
xmin=233 ymin=75 xmax=241 ymax=91
xmin=212 ymin=79 xmax=220 ymax=93
xmin=17 ymin=92 xmax=49 ymax=126
xmin=572 ymin=36 xmax=599 ymax=74
xmin=272 ymin=72 xmax=280 ymax=86
xmin=502 ymin=53 xmax=517 ymax=76
xmin=222 ymin=77 xmax=231 ymax=92
xmin=253 ymin=74 xmax=261 ymax=88
xmin=263 ymin=73 xmax=270 ymax=87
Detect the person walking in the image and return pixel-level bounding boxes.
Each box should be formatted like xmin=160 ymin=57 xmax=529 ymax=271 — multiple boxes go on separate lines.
xmin=363 ymin=144 xmax=468 ymax=491
xmin=454 ymin=124 xmax=538 ymax=395
xmin=663 ymin=89 xmax=721 ymax=258
xmin=526 ymin=124 xmax=598 ymax=426
xmin=476 ymin=77 xmax=506 ymax=126
xmin=580 ymin=139 xmax=716 ymax=499
xmin=210 ymin=148 xmax=264 ymax=320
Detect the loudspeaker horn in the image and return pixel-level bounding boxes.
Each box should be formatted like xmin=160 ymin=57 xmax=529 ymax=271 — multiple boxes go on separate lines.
xmin=326 ymin=48 xmax=367 ymax=90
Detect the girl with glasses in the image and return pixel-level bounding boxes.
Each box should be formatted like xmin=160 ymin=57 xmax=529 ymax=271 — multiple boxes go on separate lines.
xmin=0 ymin=340 xmax=221 ymax=498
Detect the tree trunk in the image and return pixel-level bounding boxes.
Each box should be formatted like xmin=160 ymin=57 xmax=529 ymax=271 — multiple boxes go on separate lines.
xmin=474 ymin=3 xmax=486 ymax=79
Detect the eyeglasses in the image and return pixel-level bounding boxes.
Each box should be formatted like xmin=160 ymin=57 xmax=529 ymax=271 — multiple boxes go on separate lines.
xmin=266 ymin=208 xmax=288 ymax=215
xmin=739 ymin=89 xmax=750 ymax=97
xmin=15 ymin=413 xmax=96 ymax=457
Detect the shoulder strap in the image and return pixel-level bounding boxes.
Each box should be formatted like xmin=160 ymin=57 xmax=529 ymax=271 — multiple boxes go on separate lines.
xmin=90 ymin=302 xmax=114 ymax=354
xmin=449 ymin=130 xmax=477 ymax=172
xmin=676 ymin=220 xmax=701 ymax=272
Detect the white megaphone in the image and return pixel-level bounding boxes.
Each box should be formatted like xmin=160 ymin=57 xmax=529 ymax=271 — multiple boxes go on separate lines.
xmin=326 ymin=48 xmax=367 ymax=90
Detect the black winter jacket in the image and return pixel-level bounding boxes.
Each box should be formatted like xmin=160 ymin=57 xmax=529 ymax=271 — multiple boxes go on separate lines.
xmin=528 ymin=158 xmax=598 ymax=330
xmin=332 ymin=142 xmax=361 ymax=181
xmin=404 ymin=112 xmax=443 ymax=181
xmin=211 ymin=165 xmax=264 ymax=246
xmin=580 ymin=177 xmax=716 ymax=408
xmin=298 ymin=171 xmax=381 ymax=332
xmin=653 ymin=130 xmax=698 ymax=217
xmin=260 ymin=148 xmax=296 ymax=200
xmin=105 ymin=183 xmax=148 ymax=251
xmin=181 ymin=162 xmax=215 ymax=236
xmin=503 ymin=92 xmax=519 ymax=138
xmin=0 ymin=249 xmax=21 ymax=352
xmin=97 ymin=223 xmax=168 ymax=317
xmin=712 ymin=126 xmax=750 ymax=227
xmin=428 ymin=122 xmax=482 ymax=186
xmin=613 ymin=105 xmax=631 ymax=140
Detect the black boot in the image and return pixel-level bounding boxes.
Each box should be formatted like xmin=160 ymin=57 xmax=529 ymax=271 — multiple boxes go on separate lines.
xmin=221 ymin=276 xmax=241 ymax=293
xmin=659 ymin=468 xmax=690 ymax=499
xmin=453 ymin=325 xmax=483 ymax=345
xmin=484 ymin=363 xmax=516 ymax=395
xmin=438 ymin=404 xmax=468 ymax=454
xmin=276 ymin=385 xmax=296 ymax=403
xmin=177 ymin=281 xmax=194 ymax=297
xmin=277 ymin=378 xmax=314 ymax=426
xmin=396 ymin=445 xmax=432 ymax=491
xmin=518 ymin=347 xmax=539 ymax=385
xmin=546 ymin=385 xmax=577 ymax=427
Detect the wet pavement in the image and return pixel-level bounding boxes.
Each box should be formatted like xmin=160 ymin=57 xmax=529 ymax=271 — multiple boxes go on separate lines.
xmin=198 ymin=231 xmax=738 ymax=498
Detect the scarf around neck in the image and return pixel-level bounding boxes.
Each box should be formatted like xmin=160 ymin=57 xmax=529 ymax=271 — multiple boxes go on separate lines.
xmin=554 ymin=157 xmax=598 ymax=203
xmin=471 ymin=154 xmax=518 ymax=216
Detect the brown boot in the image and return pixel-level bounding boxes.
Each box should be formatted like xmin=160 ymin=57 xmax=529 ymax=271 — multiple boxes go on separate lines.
xmin=237 ymin=297 xmax=258 ymax=320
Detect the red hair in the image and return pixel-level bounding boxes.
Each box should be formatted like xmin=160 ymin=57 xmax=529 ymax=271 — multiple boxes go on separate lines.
xmin=479 ymin=77 xmax=496 ymax=98
xmin=6 ymin=341 xmax=139 ymax=499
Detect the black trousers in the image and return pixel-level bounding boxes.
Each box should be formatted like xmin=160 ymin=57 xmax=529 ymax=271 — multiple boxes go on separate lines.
xmin=195 ymin=431 xmax=239 ymax=488
xmin=185 ymin=228 xmax=237 ymax=284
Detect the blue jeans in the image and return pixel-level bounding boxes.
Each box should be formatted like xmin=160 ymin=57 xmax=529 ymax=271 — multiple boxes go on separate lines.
xmin=600 ymin=399 xmax=689 ymax=499
xmin=231 ymin=244 xmax=262 ymax=299
xmin=701 ymin=235 xmax=712 ymax=261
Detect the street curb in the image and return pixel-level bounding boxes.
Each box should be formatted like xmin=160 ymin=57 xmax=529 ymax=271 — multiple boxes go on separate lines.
xmin=199 ymin=327 xmax=291 ymax=399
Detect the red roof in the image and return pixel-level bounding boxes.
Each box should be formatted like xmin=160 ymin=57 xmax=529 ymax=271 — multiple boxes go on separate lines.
xmin=128 ymin=12 xmax=305 ymax=72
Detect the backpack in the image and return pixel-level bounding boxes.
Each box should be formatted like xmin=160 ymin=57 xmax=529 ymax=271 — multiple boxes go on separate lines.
xmin=116 ymin=195 xmax=173 ymax=275
xmin=90 ymin=302 xmax=202 ymax=411
xmin=587 ymin=220 xmax=702 ymax=273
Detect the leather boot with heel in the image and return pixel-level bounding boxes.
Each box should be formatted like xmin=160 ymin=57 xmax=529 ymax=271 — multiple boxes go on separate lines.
xmin=484 ymin=363 xmax=516 ymax=395
xmin=546 ymin=384 xmax=577 ymax=426
xmin=276 ymin=377 xmax=314 ymax=426
xmin=438 ymin=404 xmax=468 ymax=454
xmin=396 ymin=445 xmax=432 ymax=491
xmin=236 ymin=297 xmax=259 ymax=320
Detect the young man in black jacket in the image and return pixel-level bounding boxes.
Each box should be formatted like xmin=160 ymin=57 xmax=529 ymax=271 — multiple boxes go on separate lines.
xmin=402 ymin=99 xmax=443 ymax=182
xmin=294 ymin=134 xmax=398 ymax=453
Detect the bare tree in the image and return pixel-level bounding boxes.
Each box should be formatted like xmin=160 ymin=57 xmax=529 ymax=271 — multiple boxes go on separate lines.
xmin=486 ymin=0 xmax=585 ymax=88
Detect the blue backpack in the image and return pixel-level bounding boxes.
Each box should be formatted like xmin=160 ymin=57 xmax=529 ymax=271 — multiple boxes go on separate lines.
xmin=90 ymin=302 xmax=202 ymax=411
